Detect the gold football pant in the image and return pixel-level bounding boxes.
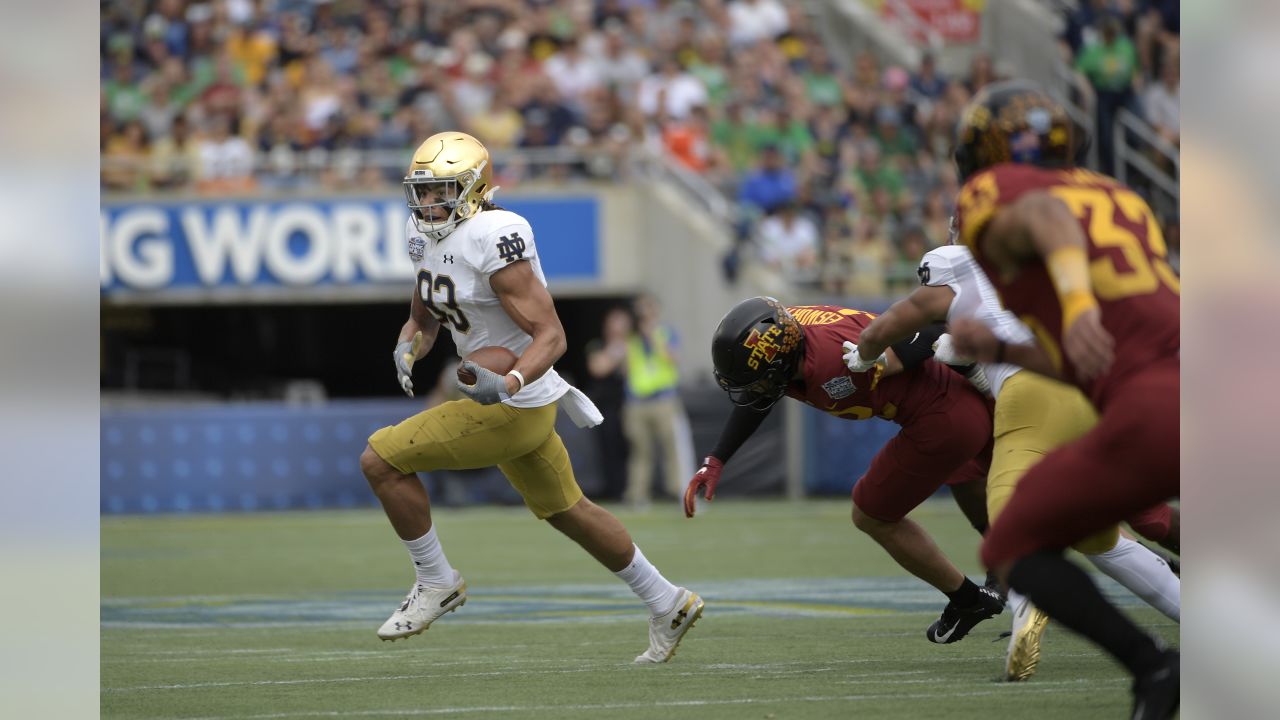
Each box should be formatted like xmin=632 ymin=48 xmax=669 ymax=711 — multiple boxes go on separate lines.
xmin=367 ymin=399 xmax=583 ymax=519
xmin=987 ymin=371 xmax=1119 ymax=555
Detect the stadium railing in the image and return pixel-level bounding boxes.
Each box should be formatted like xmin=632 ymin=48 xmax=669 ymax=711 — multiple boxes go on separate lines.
xmin=1113 ymin=108 xmax=1179 ymax=217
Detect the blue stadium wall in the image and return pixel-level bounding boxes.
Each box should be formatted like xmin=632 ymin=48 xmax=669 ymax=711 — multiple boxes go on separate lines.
xmin=100 ymin=397 xmax=900 ymax=514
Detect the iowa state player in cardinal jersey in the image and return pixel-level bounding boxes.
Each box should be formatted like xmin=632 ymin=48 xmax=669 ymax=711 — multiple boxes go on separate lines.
xmin=686 ymin=297 xmax=1004 ymax=644
xmin=945 ymin=81 xmax=1179 ymax=718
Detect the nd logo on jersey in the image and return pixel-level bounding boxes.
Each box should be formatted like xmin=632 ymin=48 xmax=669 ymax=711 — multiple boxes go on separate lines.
xmin=496 ymin=233 xmax=526 ymax=264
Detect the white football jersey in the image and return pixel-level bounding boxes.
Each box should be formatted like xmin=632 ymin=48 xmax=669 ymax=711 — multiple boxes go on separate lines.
xmin=918 ymin=245 xmax=1035 ymax=398
xmin=405 ymin=209 xmax=570 ymax=408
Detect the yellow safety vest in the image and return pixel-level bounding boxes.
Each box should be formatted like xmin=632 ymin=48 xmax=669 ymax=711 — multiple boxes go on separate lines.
xmin=626 ymin=328 xmax=680 ymax=398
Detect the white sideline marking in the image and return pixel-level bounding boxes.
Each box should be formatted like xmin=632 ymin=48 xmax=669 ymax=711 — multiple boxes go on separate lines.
xmin=105 ymin=650 xmax=558 ymax=666
xmin=172 ymin=685 xmax=1131 ymax=719
xmin=108 ymin=668 xmax=610 ymax=692
xmin=105 ymin=658 xmax=1108 ymax=693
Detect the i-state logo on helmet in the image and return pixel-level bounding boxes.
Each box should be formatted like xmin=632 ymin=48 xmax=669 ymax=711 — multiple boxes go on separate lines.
xmin=743 ymin=326 xmax=783 ymax=370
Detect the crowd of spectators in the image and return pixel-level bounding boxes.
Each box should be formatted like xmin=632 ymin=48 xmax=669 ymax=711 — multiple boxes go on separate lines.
xmin=101 ymin=0 xmax=1175 ymax=296
xmin=1058 ymin=0 xmax=1179 ymax=172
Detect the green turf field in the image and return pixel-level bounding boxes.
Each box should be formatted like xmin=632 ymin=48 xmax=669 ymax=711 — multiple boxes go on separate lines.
xmin=102 ymin=498 xmax=1177 ymax=719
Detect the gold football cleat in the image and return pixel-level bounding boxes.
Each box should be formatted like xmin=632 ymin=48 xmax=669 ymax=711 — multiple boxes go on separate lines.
xmin=1006 ymin=600 xmax=1051 ymax=681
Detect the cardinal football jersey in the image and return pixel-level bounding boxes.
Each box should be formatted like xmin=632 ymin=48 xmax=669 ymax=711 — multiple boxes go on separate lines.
xmin=954 ymin=164 xmax=1180 ymax=406
xmin=405 ymin=209 xmax=569 ymax=408
xmin=782 ymin=305 xmax=969 ymax=426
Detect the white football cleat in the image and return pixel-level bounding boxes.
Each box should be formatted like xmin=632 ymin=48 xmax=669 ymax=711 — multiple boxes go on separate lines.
xmin=377 ymin=570 xmax=467 ymax=641
xmin=1005 ymin=591 xmax=1050 ymax=681
xmin=634 ymin=588 xmax=704 ymax=663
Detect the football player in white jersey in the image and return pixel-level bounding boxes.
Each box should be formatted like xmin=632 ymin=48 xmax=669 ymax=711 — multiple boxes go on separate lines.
xmin=359 ymin=132 xmax=703 ymax=662
xmin=843 ymin=230 xmax=1180 ymax=681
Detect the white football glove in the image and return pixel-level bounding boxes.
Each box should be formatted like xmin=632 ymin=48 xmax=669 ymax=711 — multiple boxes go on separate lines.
xmin=393 ymin=331 xmax=423 ymax=397
xmin=841 ymin=341 xmax=887 ymax=373
xmin=931 ymin=333 xmax=973 ymax=366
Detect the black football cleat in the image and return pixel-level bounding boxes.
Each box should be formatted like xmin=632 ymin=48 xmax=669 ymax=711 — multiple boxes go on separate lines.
xmin=984 ymin=570 xmax=1008 ymax=604
xmin=1131 ymin=650 xmax=1179 ymax=720
xmin=926 ymin=586 xmax=1005 ymax=644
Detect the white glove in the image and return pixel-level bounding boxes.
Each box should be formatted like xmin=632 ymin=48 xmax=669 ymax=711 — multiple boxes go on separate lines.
xmin=931 ymin=333 xmax=974 ymax=366
xmin=393 ymin=331 xmax=423 ymax=397
xmin=841 ymin=340 xmax=887 ymax=373
xmin=455 ymin=361 xmax=511 ymax=405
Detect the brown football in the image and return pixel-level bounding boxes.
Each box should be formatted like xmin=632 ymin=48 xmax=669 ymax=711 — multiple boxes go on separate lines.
xmin=457 ymin=346 xmax=520 ymax=385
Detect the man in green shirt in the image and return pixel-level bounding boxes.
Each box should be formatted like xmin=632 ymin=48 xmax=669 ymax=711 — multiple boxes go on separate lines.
xmin=1074 ymin=16 xmax=1137 ymax=173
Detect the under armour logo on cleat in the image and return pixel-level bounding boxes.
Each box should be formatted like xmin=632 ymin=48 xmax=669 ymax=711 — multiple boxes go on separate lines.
xmin=671 ymin=608 xmax=688 ymax=630
xmin=394 ymin=621 xmax=412 ymax=631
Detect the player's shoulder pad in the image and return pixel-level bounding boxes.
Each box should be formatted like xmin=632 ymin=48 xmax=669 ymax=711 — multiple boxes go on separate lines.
xmin=466 ymin=209 xmax=535 ymax=273
xmin=917 ymin=245 xmax=969 ymax=287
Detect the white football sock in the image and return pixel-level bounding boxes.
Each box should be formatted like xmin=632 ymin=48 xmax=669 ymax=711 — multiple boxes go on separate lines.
xmin=614 ymin=544 xmax=682 ymax=616
xmin=404 ymin=526 xmax=456 ymax=589
xmin=1006 ymin=588 xmax=1029 ymax=621
xmin=1086 ymin=536 xmax=1180 ymax=621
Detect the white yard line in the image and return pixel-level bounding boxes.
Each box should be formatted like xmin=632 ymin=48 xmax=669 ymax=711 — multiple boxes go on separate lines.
xmin=170 ymin=684 xmax=1132 ymax=720
xmin=105 ymin=656 xmax=1110 ymax=693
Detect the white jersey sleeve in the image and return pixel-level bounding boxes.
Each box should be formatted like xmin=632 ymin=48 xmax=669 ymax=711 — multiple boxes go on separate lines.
xmin=464 ymin=210 xmax=537 ymax=277
xmin=917 ymin=247 xmax=962 ymax=292
xmin=918 ymin=245 xmax=1033 ymax=398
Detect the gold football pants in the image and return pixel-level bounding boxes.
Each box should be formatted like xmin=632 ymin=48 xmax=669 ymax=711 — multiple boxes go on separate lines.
xmin=987 ymin=371 xmax=1119 ymax=555
xmin=367 ymin=399 xmax=583 ymax=519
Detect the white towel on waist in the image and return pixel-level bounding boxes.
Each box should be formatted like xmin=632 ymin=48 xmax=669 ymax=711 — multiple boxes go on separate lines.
xmin=559 ymin=385 xmax=604 ymax=428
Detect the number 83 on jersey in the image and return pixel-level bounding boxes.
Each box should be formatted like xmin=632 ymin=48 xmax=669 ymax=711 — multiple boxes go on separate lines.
xmin=417 ymin=269 xmax=471 ymax=333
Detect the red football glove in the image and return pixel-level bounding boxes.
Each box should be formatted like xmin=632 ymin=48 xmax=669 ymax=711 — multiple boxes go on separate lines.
xmin=684 ymin=456 xmax=724 ymax=518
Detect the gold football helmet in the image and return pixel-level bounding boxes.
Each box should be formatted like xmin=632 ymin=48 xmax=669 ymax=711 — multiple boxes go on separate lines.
xmin=403 ymin=132 xmax=495 ymax=241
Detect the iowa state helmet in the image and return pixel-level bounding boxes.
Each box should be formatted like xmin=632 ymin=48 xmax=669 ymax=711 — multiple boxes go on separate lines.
xmin=952 ymin=80 xmax=1078 ymax=181
xmin=711 ymin=297 xmax=805 ymax=411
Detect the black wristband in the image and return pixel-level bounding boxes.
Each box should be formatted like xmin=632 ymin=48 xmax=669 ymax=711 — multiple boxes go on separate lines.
xmin=995 ymin=340 xmax=1007 ymax=364
xmin=891 ymin=322 xmax=947 ymax=370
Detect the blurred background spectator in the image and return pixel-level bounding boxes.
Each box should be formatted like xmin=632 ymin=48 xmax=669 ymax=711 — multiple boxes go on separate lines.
xmin=755 ymin=201 xmax=819 ymax=286
xmin=1073 ymin=15 xmax=1137 ymax=174
xmin=585 ymin=306 xmax=634 ymax=503
xmin=1142 ymin=48 xmax=1179 ymax=147
xmin=622 ymin=294 xmax=693 ymax=512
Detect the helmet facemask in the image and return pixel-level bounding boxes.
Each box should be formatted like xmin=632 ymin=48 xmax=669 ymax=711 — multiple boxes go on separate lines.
xmin=403 ymin=163 xmax=487 ymax=241
xmin=715 ymin=366 xmax=792 ymax=411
